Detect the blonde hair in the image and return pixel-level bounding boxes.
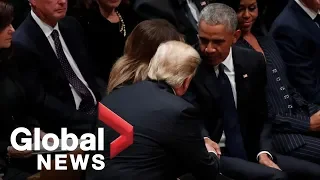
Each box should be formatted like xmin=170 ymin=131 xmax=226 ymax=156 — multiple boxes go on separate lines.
xmin=107 ymin=19 xmax=183 ymax=94
xmin=148 ymin=41 xmax=201 ymax=87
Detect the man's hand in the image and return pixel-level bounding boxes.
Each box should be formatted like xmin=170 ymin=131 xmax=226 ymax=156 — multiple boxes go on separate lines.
xmin=32 ymin=129 xmax=54 ymax=142
xmin=259 ymin=153 xmax=281 ymax=170
xmin=7 ymin=146 xmax=33 ymax=158
xmin=310 ymin=111 xmax=320 ymax=131
xmin=204 ymin=137 xmax=221 ymax=158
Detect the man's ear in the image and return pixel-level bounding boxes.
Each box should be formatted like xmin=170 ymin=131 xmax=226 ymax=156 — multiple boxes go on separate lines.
xmin=183 ymin=76 xmax=192 ymax=91
xmin=29 ymin=0 xmax=36 ymax=7
xmin=233 ymin=29 xmax=242 ymax=44
xmin=173 ymin=76 xmax=193 ymax=96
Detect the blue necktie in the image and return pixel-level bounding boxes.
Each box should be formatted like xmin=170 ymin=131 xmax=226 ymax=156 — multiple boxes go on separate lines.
xmin=217 ymin=64 xmax=247 ymax=160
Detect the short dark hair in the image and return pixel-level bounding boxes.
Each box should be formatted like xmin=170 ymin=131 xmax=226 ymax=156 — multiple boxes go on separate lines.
xmin=0 ymin=1 xmax=14 ymax=31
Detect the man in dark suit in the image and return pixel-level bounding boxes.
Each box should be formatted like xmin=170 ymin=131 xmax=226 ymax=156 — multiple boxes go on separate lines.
xmin=270 ymin=0 xmax=320 ymax=105
xmin=269 ymin=0 xmax=320 ymax=165
xmin=132 ymin=0 xmax=211 ymax=45
xmin=183 ymin=3 xmax=290 ymax=179
xmin=86 ymin=41 xmax=219 ymax=180
xmin=12 ymin=0 xmax=101 ymax=136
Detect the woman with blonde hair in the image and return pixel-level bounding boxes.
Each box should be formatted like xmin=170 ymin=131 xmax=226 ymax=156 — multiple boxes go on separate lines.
xmin=107 ymin=19 xmax=183 ymax=93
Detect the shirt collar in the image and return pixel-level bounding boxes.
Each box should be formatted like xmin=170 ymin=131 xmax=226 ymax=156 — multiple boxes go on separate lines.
xmin=295 ymin=0 xmax=320 ymax=20
xmin=31 ymin=10 xmax=60 ymax=38
xmin=215 ymin=47 xmax=234 ymax=72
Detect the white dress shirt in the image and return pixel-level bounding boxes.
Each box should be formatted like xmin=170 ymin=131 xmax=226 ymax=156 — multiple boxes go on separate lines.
xmin=31 ymin=11 xmax=97 ymax=109
xmin=214 ymin=48 xmax=272 ymax=161
xmin=186 ymin=0 xmax=200 ymax=22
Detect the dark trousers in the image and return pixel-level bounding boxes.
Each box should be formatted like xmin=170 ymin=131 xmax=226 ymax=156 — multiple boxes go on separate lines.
xmin=220 ymin=154 xmax=320 ymax=180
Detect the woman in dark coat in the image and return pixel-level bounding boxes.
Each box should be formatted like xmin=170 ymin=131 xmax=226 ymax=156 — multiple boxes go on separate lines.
xmin=0 ymin=2 xmax=39 ymax=179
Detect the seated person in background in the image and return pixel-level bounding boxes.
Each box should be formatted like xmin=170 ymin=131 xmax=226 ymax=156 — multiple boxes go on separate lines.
xmin=83 ymin=0 xmax=142 ymax=85
xmin=107 ymin=19 xmax=183 ymax=93
xmin=12 ymin=0 xmax=102 ymax=137
xmin=0 ymin=2 xmax=43 ymax=179
xmin=270 ymin=0 xmax=320 ymax=105
xmin=223 ymin=0 xmax=320 ymax=176
xmin=184 ymin=3 xmax=288 ymax=179
xmin=132 ymin=0 xmax=210 ymax=45
xmin=86 ymin=41 xmax=219 ymax=180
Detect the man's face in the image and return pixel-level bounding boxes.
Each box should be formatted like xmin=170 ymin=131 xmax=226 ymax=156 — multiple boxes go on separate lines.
xmin=198 ymin=21 xmax=239 ymax=66
xmin=32 ymin=0 xmax=67 ymax=23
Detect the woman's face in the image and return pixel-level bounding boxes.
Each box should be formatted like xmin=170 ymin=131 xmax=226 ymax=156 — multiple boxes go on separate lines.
xmin=98 ymin=0 xmax=122 ymax=9
xmin=0 ymin=24 xmax=14 ymax=49
xmin=237 ymin=0 xmax=258 ymax=33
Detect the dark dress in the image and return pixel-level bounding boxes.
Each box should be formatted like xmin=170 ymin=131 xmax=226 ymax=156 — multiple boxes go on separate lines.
xmin=84 ymin=3 xmax=141 ymax=84
xmin=0 ymin=49 xmax=38 ymax=179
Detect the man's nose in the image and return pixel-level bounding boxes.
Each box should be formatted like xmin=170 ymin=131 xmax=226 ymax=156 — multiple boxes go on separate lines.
xmin=205 ymin=43 xmax=216 ymax=53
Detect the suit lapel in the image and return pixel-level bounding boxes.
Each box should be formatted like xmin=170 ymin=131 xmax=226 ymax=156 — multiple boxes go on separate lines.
xmin=26 ymin=15 xmax=66 ymax=81
xmin=291 ymin=1 xmax=320 ymax=41
xmin=232 ymin=47 xmax=250 ymax=119
xmin=197 ymin=62 xmax=220 ymax=100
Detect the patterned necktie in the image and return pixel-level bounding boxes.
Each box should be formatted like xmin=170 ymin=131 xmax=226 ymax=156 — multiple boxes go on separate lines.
xmin=51 ymin=29 xmax=96 ymax=115
xmin=217 ymin=64 xmax=247 ymax=160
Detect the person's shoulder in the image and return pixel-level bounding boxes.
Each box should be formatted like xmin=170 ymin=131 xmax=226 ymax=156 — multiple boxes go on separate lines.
xmin=59 ymin=15 xmax=81 ymax=27
xmin=233 ymin=46 xmax=265 ymax=69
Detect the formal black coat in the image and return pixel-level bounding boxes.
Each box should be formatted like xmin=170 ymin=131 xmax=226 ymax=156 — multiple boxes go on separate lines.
xmin=84 ymin=4 xmax=141 ymax=82
xmin=270 ymin=0 xmax=320 ymax=105
xmin=184 ymin=46 xmax=271 ymax=162
xmin=86 ymin=80 xmax=219 ymax=180
xmin=132 ymin=0 xmax=210 ymax=45
xmin=0 ymin=51 xmax=38 ymax=175
xmin=12 ymin=14 xmax=102 ymax=136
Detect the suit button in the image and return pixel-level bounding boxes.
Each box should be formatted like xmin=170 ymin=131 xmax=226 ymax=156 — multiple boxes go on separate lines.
xmin=272 ymin=69 xmax=278 ymax=73
xmin=276 ymin=77 xmax=281 ymax=81
xmin=284 ymin=95 xmax=289 ymax=99
xmin=280 ymin=86 xmax=285 ymax=91
xmin=288 ymin=105 xmax=293 ymax=108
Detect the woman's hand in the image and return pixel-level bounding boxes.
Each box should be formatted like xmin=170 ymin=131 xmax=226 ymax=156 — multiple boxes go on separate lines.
xmin=7 ymin=146 xmax=33 ymax=158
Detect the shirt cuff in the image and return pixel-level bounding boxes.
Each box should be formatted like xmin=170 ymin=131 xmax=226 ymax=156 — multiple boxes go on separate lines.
xmin=208 ymin=151 xmax=217 ymax=155
xmin=257 ymin=151 xmax=273 ymax=161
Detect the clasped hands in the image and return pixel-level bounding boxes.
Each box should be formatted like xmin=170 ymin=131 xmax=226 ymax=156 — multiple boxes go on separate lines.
xmin=203 ymin=137 xmax=281 ymax=171
xmin=7 ymin=128 xmax=50 ymax=158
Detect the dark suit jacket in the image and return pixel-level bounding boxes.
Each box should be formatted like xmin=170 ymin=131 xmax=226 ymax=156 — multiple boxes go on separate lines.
xmin=86 ymin=80 xmax=219 ymax=180
xmin=237 ymin=35 xmax=320 ymax=154
xmin=270 ymin=0 xmax=320 ymax=105
xmin=184 ymin=46 xmax=271 ymax=162
xmin=132 ymin=0 xmax=209 ymax=45
xmin=12 ymin=14 xmax=101 ymax=136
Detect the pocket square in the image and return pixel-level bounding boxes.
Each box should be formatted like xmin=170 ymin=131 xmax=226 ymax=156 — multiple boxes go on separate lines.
xmin=200 ymin=1 xmax=207 ymax=6
xmin=243 ymin=74 xmax=248 ymax=78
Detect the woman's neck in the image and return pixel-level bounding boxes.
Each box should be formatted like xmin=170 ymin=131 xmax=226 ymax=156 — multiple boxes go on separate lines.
xmin=242 ymin=30 xmax=253 ymax=39
xmin=99 ymin=6 xmax=117 ymax=20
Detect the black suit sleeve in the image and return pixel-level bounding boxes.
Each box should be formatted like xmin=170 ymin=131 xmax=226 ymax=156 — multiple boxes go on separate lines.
xmin=169 ymin=108 xmax=219 ymax=179
xmin=271 ymin=26 xmax=320 ymax=104
xmin=12 ymin=43 xmax=96 ymax=135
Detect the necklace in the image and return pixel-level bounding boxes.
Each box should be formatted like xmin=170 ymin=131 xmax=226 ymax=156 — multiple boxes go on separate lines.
xmin=115 ymin=11 xmax=126 ymax=37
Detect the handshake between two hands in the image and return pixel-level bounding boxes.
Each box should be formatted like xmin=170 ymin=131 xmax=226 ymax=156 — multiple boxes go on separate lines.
xmin=203 ymin=137 xmax=281 ymax=171
xmin=7 ymin=129 xmax=51 ymax=159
